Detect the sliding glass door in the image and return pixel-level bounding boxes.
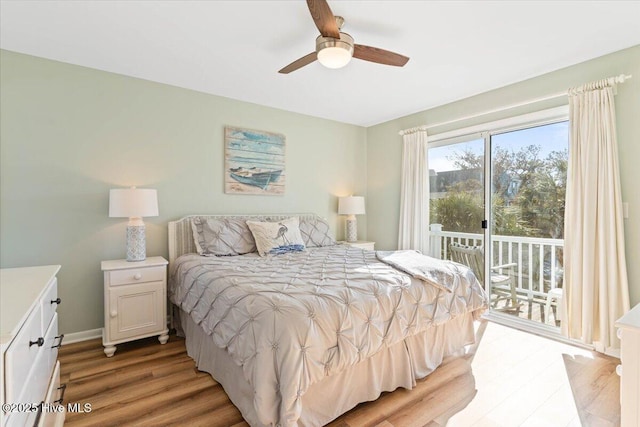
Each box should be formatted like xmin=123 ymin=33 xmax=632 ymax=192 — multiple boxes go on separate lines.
xmin=489 ymin=122 xmax=568 ymax=328
xmin=428 ymin=119 xmax=568 ymax=332
xmin=428 ymin=135 xmax=485 ymax=285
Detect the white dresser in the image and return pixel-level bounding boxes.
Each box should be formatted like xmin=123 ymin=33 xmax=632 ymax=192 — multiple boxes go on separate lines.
xmin=615 ymin=303 xmax=640 ymax=427
xmin=0 ymin=265 xmax=65 ymax=427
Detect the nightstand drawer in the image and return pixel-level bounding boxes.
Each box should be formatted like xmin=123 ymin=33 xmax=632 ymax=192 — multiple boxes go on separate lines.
xmin=108 ymin=266 xmax=165 ymax=286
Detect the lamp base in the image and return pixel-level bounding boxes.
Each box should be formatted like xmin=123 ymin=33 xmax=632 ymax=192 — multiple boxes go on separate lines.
xmin=346 ymin=218 xmax=358 ymax=242
xmin=126 ymin=225 xmax=146 ymax=262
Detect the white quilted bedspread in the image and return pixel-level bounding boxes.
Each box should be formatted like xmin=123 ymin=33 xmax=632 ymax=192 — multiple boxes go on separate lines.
xmin=170 ymin=245 xmax=488 ymax=426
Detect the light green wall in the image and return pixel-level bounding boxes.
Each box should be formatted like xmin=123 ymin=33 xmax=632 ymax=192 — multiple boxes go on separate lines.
xmin=0 ymin=50 xmax=367 ymax=334
xmin=367 ymin=45 xmax=640 ymax=305
xmin=2 ymin=46 xmax=639 ymax=335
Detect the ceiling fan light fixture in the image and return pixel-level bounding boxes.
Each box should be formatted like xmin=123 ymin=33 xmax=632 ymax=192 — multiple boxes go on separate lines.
xmin=316 ymin=33 xmax=354 ymax=69
xmin=318 ymin=47 xmax=352 ymax=69
xmin=278 ymin=3 xmax=409 ymax=74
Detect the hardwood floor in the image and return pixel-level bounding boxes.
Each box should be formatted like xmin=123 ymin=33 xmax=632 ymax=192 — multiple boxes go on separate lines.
xmin=58 ymin=321 xmax=620 ymax=426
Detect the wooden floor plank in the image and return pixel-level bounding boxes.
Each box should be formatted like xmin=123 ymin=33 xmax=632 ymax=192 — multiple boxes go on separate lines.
xmin=66 ymin=375 xmax=214 ymax=426
xmin=64 ymin=353 xmax=196 ymax=402
xmin=327 ymin=357 xmax=470 ymax=427
xmin=63 ymin=339 xmax=186 ymax=380
xmin=129 ymin=384 xmax=234 ymax=426
xmin=386 ymin=373 xmax=476 ymax=427
xmin=563 ymin=352 xmax=620 ymax=426
xmin=58 ymin=322 xmax=621 ymax=426
xmin=58 ymin=338 xmax=103 ymax=356
xmin=164 ymin=404 xmax=246 ymax=427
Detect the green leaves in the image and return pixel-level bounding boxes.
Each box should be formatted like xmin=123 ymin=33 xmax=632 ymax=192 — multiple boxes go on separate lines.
xmin=431 ymin=146 xmax=567 ymax=239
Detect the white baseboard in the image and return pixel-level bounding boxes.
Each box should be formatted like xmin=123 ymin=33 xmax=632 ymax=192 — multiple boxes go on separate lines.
xmin=605 ymin=348 xmax=621 ymax=359
xmin=63 ymin=328 xmax=103 ymax=345
xmin=62 ymin=316 xmax=172 ymax=346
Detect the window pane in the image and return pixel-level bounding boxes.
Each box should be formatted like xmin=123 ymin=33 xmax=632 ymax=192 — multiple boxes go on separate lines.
xmin=428 ymin=138 xmax=484 ymax=235
xmin=491 ymin=122 xmax=568 ymax=239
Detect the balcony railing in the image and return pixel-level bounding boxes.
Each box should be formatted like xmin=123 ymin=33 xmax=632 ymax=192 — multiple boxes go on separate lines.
xmin=429 ymin=224 xmax=564 ymax=303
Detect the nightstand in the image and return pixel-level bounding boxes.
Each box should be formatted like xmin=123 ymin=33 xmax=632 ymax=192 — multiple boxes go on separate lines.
xmin=338 ymin=241 xmax=376 ymax=251
xmin=101 ymin=256 xmax=169 ymax=357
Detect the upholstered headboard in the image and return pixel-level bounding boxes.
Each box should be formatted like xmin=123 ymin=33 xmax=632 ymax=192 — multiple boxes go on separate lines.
xmin=168 ymin=213 xmax=321 ymax=265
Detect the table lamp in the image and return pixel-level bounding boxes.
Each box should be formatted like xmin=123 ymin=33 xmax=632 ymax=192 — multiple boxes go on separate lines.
xmin=109 ymin=187 xmax=159 ymax=261
xmin=338 ymin=196 xmax=365 ymax=242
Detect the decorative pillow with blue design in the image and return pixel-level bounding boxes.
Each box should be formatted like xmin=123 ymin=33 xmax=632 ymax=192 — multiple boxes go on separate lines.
xmin=246 ymin=217 xmax=306 ymax=256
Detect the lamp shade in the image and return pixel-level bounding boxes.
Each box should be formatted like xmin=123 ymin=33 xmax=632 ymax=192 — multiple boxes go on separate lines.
xmin=338 ymin=196 xmax=365 ymax=215
xmin=109 ymin=187 xmax=159 ymax=218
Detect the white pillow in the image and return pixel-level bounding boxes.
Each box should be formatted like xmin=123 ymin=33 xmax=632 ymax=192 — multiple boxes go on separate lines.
xmin=246 ymin=217 xmax=305 ymax=256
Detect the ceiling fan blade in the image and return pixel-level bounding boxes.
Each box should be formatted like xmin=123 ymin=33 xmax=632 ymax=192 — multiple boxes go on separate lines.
xmin=306 ymin=0 xmax=340 ymax=38
xmin=278 ymin=52 xmax=318 ymax=74
xmin=353 ymin=44 xmax=410 ymax=67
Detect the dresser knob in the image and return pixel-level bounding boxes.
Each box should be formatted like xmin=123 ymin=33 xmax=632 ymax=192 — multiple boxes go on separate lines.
xmin=110 ymin=310 xmax=118 ymax=318
xmin=29 ymin=337 xmax=45 ymax=347
xmin=616 ymin=364 xmax=622 ymax=376
xmin=134 ymin=273 xmax=142 ymax=280
xmin=51 ymin=297 xmax=62 ymax=305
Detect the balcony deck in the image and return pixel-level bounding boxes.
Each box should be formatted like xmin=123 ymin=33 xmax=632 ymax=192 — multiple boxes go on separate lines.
xmin=430 ymin=226 xmax=564 ymax=328
xmin=495 ymin=296 xmax=561 ymax=327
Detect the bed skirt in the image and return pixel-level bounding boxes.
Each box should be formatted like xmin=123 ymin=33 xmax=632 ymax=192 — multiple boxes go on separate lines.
xmin=178 ymin=309 xmax=477 ymax=426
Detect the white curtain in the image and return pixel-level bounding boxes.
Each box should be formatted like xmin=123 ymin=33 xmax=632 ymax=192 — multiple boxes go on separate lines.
xmin=562 ymin=81 xmax=630 ymax=354
xmin=398 ymin=128 xmax=430 ymax=254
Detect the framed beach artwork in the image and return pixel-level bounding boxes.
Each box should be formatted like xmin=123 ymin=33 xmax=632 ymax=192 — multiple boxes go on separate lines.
xmin=224 ymin=127 xmax=286 ymax=195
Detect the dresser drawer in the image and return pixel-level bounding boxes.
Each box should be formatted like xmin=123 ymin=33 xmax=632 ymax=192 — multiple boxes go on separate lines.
xmin=37 ymin=361 xmax=65 ymax=427
xmin=7 ymin=347 xmax=54 ymax=427
xmin=5 ymin=303 xmax=44 ymax=402
xmin=26 ymin=350 xmax=51 ymax=418
xmin=108 ymin=266 xmax=165 ymax=286
xmin=41 ymin=277 xmax=60 ymax=332
xmin=43 ymin=314 xmax=60 ymax=384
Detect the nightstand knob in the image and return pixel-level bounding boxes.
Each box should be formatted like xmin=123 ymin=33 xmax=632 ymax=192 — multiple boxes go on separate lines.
xmin=110 ymin=310 xmax=117 ymax=318
xmin=133 ymin=273 xmax=142 ymax=280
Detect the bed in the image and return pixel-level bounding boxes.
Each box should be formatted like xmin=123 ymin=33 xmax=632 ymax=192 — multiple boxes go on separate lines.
xmin=168 ymin=213 xmax=488 ymax=427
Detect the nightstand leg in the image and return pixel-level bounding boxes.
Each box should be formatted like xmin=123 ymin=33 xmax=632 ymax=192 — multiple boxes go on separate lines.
xmin=158 ymin=331 xmax=169 ymax=345
xmin=104 ymin=345 xmax=116 ymax=357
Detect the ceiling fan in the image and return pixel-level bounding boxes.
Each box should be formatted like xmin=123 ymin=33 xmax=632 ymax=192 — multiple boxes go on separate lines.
xmin=279 ymin=0 xmax=410 ymax=74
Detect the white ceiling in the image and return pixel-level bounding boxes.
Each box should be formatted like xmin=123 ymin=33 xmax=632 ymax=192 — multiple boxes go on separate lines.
xmin=1 ymin=1 xmax=639 ymax=127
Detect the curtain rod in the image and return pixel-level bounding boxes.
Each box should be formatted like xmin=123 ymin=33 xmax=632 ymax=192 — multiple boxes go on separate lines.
xmin=398 ymin=74 xmax=632 ymax=136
